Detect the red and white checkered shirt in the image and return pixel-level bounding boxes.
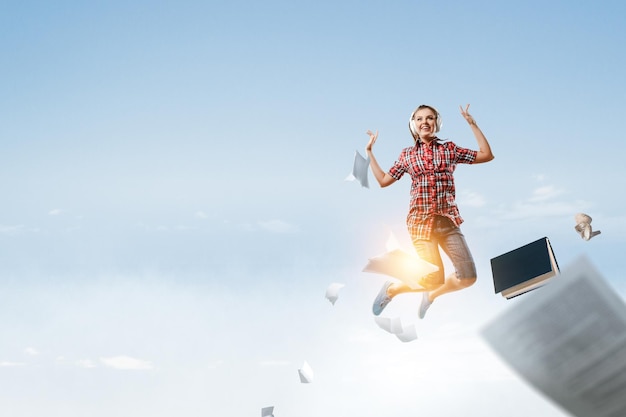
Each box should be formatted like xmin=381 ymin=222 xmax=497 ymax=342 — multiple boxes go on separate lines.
xmin=388 ymin=138 xmax=477 ymax=241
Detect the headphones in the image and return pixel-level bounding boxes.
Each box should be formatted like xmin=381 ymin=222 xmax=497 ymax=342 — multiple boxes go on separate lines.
xmin=409 ymin=105 xmax=442 ymax=140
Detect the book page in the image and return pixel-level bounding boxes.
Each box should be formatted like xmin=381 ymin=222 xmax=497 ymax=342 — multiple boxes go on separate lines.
xmin=482 ymin=256 xmax=626 ymax=417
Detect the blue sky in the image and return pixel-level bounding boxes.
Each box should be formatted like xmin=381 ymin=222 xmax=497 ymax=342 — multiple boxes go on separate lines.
xmin=1 ymin=0 xmax=625 ymax=416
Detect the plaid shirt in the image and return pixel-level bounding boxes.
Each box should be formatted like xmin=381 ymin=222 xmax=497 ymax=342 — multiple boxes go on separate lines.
xmin=388 ymin=139 xmax=477 ymax=240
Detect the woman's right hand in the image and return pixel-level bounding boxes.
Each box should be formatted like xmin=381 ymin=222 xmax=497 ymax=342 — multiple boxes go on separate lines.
xmin=366 ymin=130 xmax=378 ymax=151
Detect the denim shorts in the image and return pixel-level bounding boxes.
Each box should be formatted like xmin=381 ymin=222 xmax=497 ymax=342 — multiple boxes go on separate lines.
xmin=411 ymin=215 xmax=476 ymax=289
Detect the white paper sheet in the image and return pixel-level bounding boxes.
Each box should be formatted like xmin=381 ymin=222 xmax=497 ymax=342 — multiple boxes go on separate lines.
xmin=374 ymin=316 xmax=403 ymax=334
xmin=396 ymin=324 xmax=418 ymax=343
xmin=363 ymin=248 xmax=438 ymax=290
xmin=345 ymin=150 xmax=369 ymax=188
xmin=374 ymin=316 xmax=418 ymax=342
xmin=482 ymin=256 xmax=626 ymax=417
xmin=325 ymin=282 xmax=345 ymax=306
xmin=298 ymin=361 xmax=314 ymax=383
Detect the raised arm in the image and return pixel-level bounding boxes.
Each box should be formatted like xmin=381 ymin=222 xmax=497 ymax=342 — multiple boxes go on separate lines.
xmin=365 ymin=130 xmax=397 ymax=188
xmin=460 ymin=104 xmax=494 ymax=164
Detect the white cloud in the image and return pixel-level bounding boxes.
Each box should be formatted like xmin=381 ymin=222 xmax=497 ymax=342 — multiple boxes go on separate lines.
xmin=24 ymin=347 xmax=39 ymax=356
xmin=232 ymin=219 xmax=299 ymax=233
xmin=257 ymin=219 xmax=299 ymax=234
xmin=459 ymin=190 xmax=486 ymax=207
xmin=76 ymin=359 xmax=98 ymax=369
xmin=99 ymin=355 xmax=153 ymax=370
xmin=235 ymin=222 xmax=255 ymax=232
xmin=0 ymin=361 xmax=25 ymax=367
xmin=48 ymin=209 xmax=63 ymax=216
xmin=195 ymin=211 xmax=209 ymax=219
xmin=0 ymin=224 xmax=27 ymax=235
xmin=529 ymin=185 xmax=564 ymax=202
xmin=486 ymin=183 xmax=589 ymax=222
xmin=138 ymin=224 xmax=171 ymax=232
xmin=136 ymin=223 xmax=193 ymax=233
xmin=495 ymin=200 xmax=587 ymax=221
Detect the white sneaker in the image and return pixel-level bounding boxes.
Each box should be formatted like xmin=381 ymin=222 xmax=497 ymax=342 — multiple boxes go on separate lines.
xmin=418 ymin=292 xmax=433 ymax=319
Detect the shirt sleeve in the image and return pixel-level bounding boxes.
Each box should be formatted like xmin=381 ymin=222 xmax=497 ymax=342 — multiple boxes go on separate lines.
xmin=452 ymin=143 xmax=478 ymax=164
xmin=388 ymin=149 xmax=407 ymax=180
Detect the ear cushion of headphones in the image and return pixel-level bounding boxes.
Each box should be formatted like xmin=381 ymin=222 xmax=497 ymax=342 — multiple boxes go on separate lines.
xmin=409 ymin=118 xmax=419 ymax=138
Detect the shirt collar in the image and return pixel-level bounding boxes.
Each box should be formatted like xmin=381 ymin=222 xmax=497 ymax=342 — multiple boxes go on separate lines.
xmin=416 ymin=137 xmax=442 ymax=147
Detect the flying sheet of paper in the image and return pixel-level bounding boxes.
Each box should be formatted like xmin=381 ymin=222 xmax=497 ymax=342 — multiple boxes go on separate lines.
xmin=298 ymin=361 xmax=314 ymax=383
xmin=261 ymin=406 xmax=274 ymax=417
xmin=374 ymin=316 xmax=404 ymax=334
xmin=396 ymin=324 xmax=418 ymax=343
xmin=574 ymin=213 xmax=601 ymax=241
xmin=384 ymin=231 xmax=403 ymax=252
xmin=325 ymin=283 xmax=345 ymax=306
xmin=482 ymin=256 xmax=626 ymax=417
xmin=345 ymin=150 xmax=369 ymax=188
xmin=374 ymin=317 xmax=418 ymax=342
xmin=363 ymin=248 xmax=439 ymax=290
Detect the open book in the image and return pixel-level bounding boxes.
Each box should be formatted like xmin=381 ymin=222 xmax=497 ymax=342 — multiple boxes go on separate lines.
xmin=490 ymin=237 xmax=559 ymax=299
xmin=482 ymin=256 xmax=626 ymax=417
